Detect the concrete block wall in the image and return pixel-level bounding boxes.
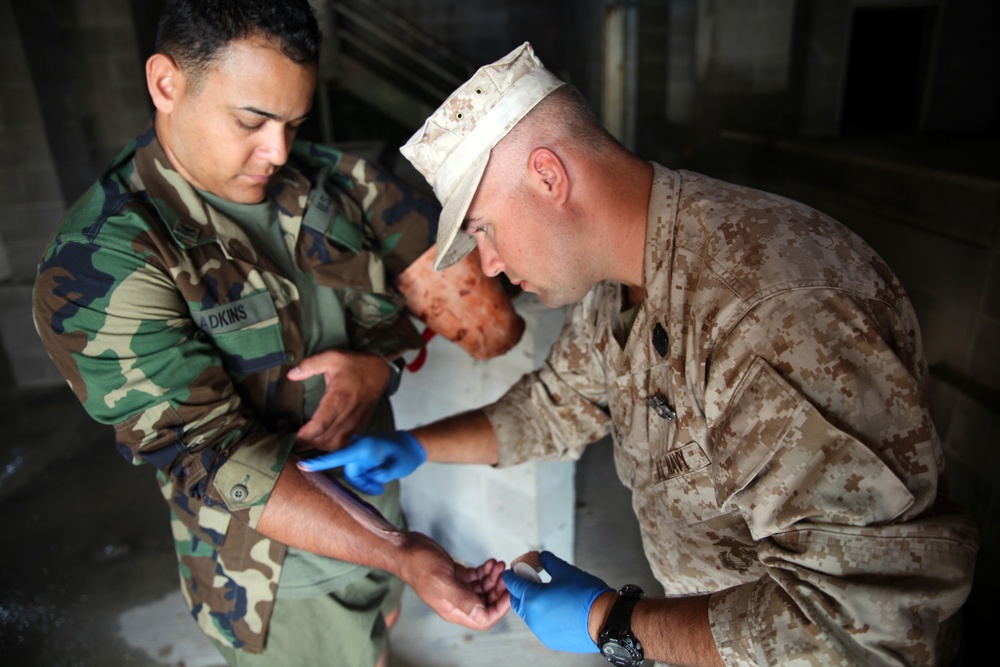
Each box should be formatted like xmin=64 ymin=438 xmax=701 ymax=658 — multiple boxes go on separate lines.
xmin=0 ymin=0 xmax=150 ymax=390
xmin=52 ymin=0 xmax=150 ymax=170
xmin=797 ymin=0 xmax=851 ymax=138
xmin=0 ymin=0 xmax=68 ymax=388
xmin=391 ymin=294 xmax=576 ymax=567
xmin=0 ymin=0 xmax=65 ymax=282
xmin=924 ymin=0 xmax=1000 ymax=134
xmin=666 ymin=0 xmax=697 ymax=127
xmin=694 ymin=0 xmax=795 ymax=94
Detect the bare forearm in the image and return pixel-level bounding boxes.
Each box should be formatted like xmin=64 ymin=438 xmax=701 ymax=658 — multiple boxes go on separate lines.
xmin=588 ymin=592 xmax=724 ymax=667
xmin=258 ymin=461 xmax=409 ymax=574
xmin=259 ymin=459 xmax=511 ymax=631
xmin=411 ymin=409 xmax=500 ymax=465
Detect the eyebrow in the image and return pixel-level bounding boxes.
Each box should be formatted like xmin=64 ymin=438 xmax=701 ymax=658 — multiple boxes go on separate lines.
xmin=460 ymin=216 xmax=477 ymax=232
xmin=236 ymin=106 xmax=310 ymax=123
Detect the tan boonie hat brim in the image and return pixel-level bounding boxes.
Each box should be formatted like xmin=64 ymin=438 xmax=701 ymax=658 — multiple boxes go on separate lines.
xmin=399 ymin=42 xmax=565 ymax=270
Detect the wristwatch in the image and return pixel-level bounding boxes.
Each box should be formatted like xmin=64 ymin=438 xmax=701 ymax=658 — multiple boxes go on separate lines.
xmin=598 ymin=584 xmax=645 ymax=666
xmin=380 ymin=355 xmax=406 ymax=396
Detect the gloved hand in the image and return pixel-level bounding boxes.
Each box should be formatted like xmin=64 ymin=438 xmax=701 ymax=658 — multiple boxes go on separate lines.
xmin=296 ymin=430 xmax=426 ymax=495
xmin=501 ymin=550 xmax=613 ymax=653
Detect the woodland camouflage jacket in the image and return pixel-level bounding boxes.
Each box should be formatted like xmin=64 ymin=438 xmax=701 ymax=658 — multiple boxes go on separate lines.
xmin=485 ymin=164 xmax=979 ymax=666
xmin=33 ymin=125 xmax=438 ymax=652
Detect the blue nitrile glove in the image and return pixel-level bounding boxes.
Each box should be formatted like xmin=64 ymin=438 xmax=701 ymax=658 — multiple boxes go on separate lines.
xmin=296 ymin=431 xmax=426 ymax=495
xmin=501 ymin=550 xmax=613 ymax=653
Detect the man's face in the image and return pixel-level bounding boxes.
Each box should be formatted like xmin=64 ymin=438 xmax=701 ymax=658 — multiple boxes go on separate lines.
xmin=463 ymin=168 xmax=594 ymax=308
xmin=156 ymin=37 xmax=317 ymax=203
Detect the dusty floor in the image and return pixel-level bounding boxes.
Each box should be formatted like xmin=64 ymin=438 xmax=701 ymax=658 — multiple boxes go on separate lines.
xmin=1 ymin=385 xmax=184 ymax=666
xmin=1 ymin=384 xmax=991 ymax=666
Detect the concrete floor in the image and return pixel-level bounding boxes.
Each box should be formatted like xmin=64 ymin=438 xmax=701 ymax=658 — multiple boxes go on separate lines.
xmin=0 ymin=384 xmax=659 ymax=667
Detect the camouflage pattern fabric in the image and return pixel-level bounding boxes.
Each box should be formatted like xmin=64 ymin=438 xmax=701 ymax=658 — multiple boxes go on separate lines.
xmin=484 ymin=164 xmax=979 ymax=665
xmin=33 ymin=125 xmax=439 ymax=652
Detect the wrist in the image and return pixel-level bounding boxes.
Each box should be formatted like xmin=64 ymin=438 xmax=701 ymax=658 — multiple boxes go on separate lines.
xmin=399 ymin=431 xmax=428 ymax=466
xmin=394 ymin=531 xmax=446 ymax=584
xmin=588 ymin=589 xmax=618 ymax=642
xmin=375 ymin=353 xmax=405 ymax=396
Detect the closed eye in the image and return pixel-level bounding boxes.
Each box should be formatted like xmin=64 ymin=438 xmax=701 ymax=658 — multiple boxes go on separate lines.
xmin=236 ymin=118 xmax=263 ymax=132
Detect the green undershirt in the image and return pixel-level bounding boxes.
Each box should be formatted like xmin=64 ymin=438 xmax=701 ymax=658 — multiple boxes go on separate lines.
xmin=201 ymin=190 xmax=402 ymax=598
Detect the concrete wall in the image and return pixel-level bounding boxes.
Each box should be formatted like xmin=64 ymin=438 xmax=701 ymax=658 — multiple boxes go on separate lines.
xmin=924 ymin=0 xmax=1000 ymax=134
xmin=0 ymin=0 xmax=72 ymax=387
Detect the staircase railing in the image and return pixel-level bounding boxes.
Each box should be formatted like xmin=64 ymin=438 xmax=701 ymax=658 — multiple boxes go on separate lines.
xmin=318 ymin=0 xmax=476 ymax=139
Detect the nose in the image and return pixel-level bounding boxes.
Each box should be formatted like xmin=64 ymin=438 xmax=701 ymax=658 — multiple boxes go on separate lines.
xmin=476 ymin=238 xmax=505 ymax=278
xmin=258 ymin=125 xmax=292 ymax=165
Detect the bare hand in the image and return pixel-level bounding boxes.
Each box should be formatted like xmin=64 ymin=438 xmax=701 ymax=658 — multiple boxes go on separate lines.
xmin=288 ymin=349 xmax=390 ymax=452
xmin=401 ymin=533 xmax=510 ymax=630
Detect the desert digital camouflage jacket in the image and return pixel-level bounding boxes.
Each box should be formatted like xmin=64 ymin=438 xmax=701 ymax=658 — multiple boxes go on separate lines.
xmin=33 ymin=125 xmax=438 ymax=652
xmin=485 ymin=164 xmax=979 ymax=665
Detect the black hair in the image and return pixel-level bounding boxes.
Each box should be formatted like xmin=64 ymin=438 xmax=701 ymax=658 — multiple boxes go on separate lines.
xmin=155 ymin=0 xmax=320 ymax=83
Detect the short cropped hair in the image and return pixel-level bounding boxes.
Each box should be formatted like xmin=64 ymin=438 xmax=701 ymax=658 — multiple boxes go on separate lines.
xmin=155 ymin=0 xmax=320 ymax=86
xmin=507 ymin=84 xmax=623 ymax=157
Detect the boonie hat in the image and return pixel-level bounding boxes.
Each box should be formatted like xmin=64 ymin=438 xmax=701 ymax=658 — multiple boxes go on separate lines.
xmin=400 ymin=42 xmax=565 ymax=270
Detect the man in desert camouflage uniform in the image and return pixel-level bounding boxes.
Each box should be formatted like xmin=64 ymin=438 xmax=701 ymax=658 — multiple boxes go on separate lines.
xmin=302 ymin=43 xmax=980 ymax=665
xmin=32 ymin=1 xmax=508 ymax=665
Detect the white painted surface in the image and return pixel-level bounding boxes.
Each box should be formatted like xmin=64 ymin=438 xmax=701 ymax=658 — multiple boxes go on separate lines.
xmin=392 ymin=293 xmax=576 ymax=567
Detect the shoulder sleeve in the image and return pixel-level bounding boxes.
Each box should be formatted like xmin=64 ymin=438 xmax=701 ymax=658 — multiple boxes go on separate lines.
xmin=484 ymin=293 xmax=612 ymax=466
xmin=33 ymin=209 xmax=292 ymax=530
xmin=703 ymin=290 xmax=978 ymax=665
xmin=305 ymin=142 xmax=441 ymax=277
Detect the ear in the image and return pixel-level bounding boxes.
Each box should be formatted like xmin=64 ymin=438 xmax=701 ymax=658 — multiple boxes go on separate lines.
xmin=526 ymin=147 xmax=570 ymax=206
xmin=146 ymin=53 xmax=184 ymax=114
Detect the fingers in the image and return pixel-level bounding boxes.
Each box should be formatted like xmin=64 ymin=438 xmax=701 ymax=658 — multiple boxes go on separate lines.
xmin=345 ymin=473 xmax=385 ymax=495
xmin=501 ymin=568 xmax=539 ymax=601
xmin=459 ymin=559 xmax=508 ymax=605
xmin=443 ymin=589 xmax=510 ymax=631
xmin=538 ymin=550 xmax=573 ymax=578
xmin=297 ymin=447 xmax=356 ymax=472
xmin=286 ymin=349 xmax=340 ymax=381
xmin=297 ymin=400 xmax=367 ymax=451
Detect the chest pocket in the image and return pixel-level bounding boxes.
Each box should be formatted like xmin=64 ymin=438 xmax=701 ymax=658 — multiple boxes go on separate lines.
xmin=192 ymin=290 xmax=286 ymax=377
xmin=646 ymin=372 xmax=724 ymax=526
xmin=302 ymin=171 xmax=408 ymax=335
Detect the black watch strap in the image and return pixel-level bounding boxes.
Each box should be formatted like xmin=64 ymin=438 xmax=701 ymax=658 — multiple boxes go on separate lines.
xmin=598 ymin=585 xmax=645 ymax=666
xmin=380 ymin=356 xmax=405 ymax=396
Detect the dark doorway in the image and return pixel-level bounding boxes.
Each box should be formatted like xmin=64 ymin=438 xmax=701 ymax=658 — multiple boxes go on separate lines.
xmin=841 ymin=6 xmax=937 ymax=135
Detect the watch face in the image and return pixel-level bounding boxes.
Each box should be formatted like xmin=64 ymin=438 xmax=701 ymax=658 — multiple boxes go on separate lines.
xmin=601 ymin=640 xmax=641 ymax=667
xmin=602 ymin=643 xmax=633 ymax=661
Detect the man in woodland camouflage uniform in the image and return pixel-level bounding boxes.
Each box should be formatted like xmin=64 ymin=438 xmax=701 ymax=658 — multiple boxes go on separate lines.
xmin=32 ymin=2 xmax=508 ymax=665
xmin=302 ymin=43 xmax=980 ymax=665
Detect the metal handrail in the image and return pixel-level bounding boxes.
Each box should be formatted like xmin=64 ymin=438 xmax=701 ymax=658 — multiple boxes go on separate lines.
xmin=335 ymin=30 xmax=457 ymax=102
xmin=332 ymin=3 xmax=465 ymax=91
xmin=341 ymin=0 xmax=475 ymax=75
xmin=326 ymin=0 xmax=474 ymax=105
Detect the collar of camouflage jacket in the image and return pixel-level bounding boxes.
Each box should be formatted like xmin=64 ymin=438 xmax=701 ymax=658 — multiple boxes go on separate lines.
xmin=644 ymin=163 xmax=680 ymax=306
